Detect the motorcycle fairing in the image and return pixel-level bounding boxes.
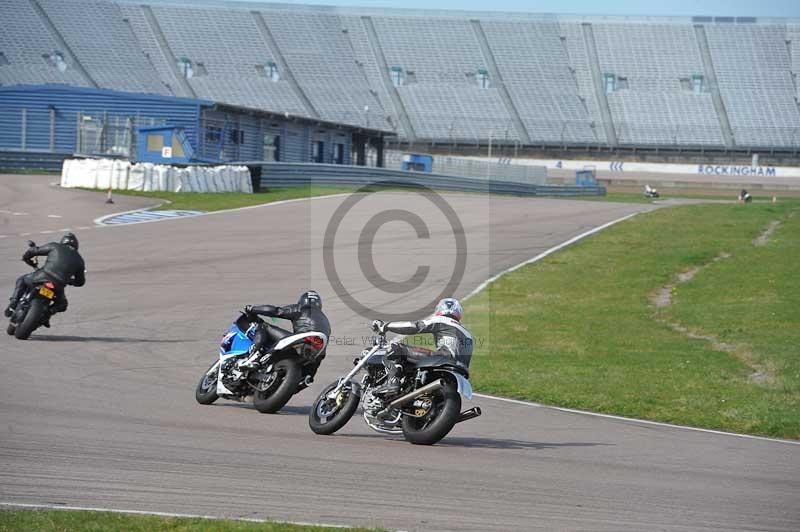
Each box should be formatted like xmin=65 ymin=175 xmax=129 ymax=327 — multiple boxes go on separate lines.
xmin=272 ymin=331 xmax=328 ymax=352
xmin=219 ymin=322 xmax=256 ymax=357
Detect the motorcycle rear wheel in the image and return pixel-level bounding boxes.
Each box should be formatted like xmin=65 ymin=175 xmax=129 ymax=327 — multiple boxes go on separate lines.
xmin=253 ymin=358 xmax=301 ymax=414
xmin=14 ymin=299 xmax=46 ymax=340
xmin=402 ymin=380 xmax=461 ymax=445
xmin=195 ymin=360 xmax=220 ymax=405
xmin=6 ymin=323 xmax=16 ymax=336
xmin=309 ymin=381 xmax=360 ymax=435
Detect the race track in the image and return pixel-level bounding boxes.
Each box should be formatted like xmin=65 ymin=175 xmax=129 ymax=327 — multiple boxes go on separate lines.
xmin=1 ymin=175 xmax=798 ymax=531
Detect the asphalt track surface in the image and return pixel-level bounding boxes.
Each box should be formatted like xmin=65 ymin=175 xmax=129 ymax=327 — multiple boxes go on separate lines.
xmin=1 ymin=175 xmax=798 ymax=531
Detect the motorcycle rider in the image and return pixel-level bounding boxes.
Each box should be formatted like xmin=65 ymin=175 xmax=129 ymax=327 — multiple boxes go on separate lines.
xmin=5 ymin=232 xmax=86 ymax=326
xmin=241 ymin=290 xmax=331 ymax=379
xmin=371 ymin=297 xmax=472 ymax=396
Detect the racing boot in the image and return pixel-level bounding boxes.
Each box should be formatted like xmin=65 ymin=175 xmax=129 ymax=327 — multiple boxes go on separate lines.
xmin=4 ymin=299 xmax=17 ymax=318
xmin=372 ymin=362 xmax=403 ymax=397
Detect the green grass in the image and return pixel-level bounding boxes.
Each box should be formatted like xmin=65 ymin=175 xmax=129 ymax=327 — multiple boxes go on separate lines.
xmin=106 ymin=186 xmax=360 ymax=212
xmin=0 ymin=509 xmax=379 ymax=532
xmin=464 ymin=199 xmax=800 ymax=439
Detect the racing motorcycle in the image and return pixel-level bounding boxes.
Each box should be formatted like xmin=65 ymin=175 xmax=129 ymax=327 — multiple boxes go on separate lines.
xmin=195 ymin=311 xmax=328 ymax=413
xmin=7 ymin=241 xmax=61 ymax=340
xmin=308 ymin=323 xmax=481 ymax=445
xmin=644 ymin=185 xmax=660 ymax=198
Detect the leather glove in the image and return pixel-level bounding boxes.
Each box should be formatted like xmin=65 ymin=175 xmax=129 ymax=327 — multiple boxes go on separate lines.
xmin=243 ymin=305 xmax=255 ymax=316
xmin=371 ymin=319 xmax=387 ymax=334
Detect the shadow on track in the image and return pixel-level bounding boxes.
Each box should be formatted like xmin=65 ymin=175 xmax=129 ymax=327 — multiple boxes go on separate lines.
xmin=333 ymin=432 xmax=612 ymax=450
xmin=438 ymin=437 xmax=613 ymax=450
xmin=30 ymin=335 xmax=189 ymax=343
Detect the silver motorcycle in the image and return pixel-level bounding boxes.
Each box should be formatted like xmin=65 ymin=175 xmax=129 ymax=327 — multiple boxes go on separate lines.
xmin=308 ymin=324 xmax=481 ymax=445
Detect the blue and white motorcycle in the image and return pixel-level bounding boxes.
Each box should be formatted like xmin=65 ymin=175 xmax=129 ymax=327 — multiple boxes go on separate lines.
xmin=195 ymin=311 xmax=328 ymax=413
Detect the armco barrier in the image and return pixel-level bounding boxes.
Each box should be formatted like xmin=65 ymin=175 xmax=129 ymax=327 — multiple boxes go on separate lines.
xmin=255 ymin=163 xmax=605 ymax=197
xmin=0 ymin=150 xmax=70 ymax=172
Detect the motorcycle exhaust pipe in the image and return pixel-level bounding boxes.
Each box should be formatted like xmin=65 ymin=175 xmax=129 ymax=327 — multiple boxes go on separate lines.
xmin=456 ymin=406 xmax=482 ymax=423
xmin=379 ymin=379 xmax=445 ymax=415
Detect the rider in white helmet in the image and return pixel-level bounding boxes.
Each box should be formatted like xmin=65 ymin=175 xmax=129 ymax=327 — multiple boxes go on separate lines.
xmin=371 ymin=297 xmax=472 ymax=396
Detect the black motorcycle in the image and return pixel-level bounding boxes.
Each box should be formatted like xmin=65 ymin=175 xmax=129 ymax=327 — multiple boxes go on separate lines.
xmin=308 ymin=323 xmax=481 ymax=445
xmin=7 ymin=241 xmax=60 ymax=340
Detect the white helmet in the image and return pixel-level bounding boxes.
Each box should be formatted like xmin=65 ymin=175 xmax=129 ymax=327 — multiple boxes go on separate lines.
xmin=434 ymin=298 xmax=463 ymax=322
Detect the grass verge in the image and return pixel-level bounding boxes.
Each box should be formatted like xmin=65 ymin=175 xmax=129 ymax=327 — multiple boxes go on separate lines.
xmin=465 ymin=199 xmax=800 ymax=439
xmin=105 ymin=185 xmax=360 ymax=212
xmin=0 ymin=509 xmax=379 ymax=532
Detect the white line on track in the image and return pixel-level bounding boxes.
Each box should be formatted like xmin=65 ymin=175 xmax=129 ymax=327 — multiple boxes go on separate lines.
xmin=473 ymin=393 xmax=800 ymax=446
xmin=458 ymin=210 xmax=800 ymax=446
xmin=0 ymin=235 xmax=6 ymax=239
xmin=12 ymin=212 xmax=28 ymax=216
xmin=47 ymin=214 xmax=62 ymax=218
xmin=93 ymin=192 xmax=354 ymax=226
xmin=0 ymin=502 xmax=356 ymax=529
xmin=39 ymin=230 xmax=54 ymax=234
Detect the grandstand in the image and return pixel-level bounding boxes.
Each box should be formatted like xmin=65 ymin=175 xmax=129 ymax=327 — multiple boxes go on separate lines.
xmin=1 ymin=0 xmax=799 ymax=156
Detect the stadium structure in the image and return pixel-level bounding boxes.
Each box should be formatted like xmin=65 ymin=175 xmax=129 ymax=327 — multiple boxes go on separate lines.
xmin=1 ymin=0 xmax=800 ymax=165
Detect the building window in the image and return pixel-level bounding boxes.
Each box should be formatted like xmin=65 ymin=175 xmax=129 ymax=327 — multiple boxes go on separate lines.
xmin=334 ymin=143 xmax=345 ymax=164
xmin=616 ymin=76 xmax=629 ymax=90
xmin=228 ymin=128 xmax=242 ymax=145
xmin=390 ymin=67 xmax=404 ymax=87
xmin=476 ymin=69 xmax=490 ymax=89
xmin=312 ymin=140 xmax=324 ymax=163
xmin=205 ymin=126 xmax=222 ymax=144
xmin=263 ymin=133 xmax=280 ymax=161
xmin=146 ymin=134 xmax=163 ymax=152
xmin=171 ymin=134 xmax=185 ymax=158
xmin=692 ymin=74 xmax=705 ymax=94
xmin=603 ymin=73 xmax=616 ymax=94
xmin=177 ymin=57 xmax=193 ymax=79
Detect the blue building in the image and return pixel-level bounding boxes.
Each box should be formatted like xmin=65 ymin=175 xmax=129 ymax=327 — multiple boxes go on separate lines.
xmin=0 ymin=84 xmax=389 ymax=168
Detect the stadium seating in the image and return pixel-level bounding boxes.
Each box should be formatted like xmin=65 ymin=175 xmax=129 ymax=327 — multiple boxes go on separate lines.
xmin=706 ymin=24 xmax=799 ymax=148
xmin=1 ymin=0 xmax=798 ymax=150
xmin=0 ymin=0 xmax=89 ymax=87
xmin=591 ymin=23 xmax=723 ymax=146
xmin=258 ymin=9 xmax=386 ymax=128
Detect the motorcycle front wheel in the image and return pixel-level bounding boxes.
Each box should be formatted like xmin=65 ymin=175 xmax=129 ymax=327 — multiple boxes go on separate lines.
xmin=253 ymin=358 xmax=301 ymax=414
xmin=401 ymin=380 xmax=461 ymax=445
xmin=195 ymin=360 xmax=220 ymax=405
xmin=14 ymin=299 xmax=46 ymax=340
xmin=308 ymin=380 xmax=360 ymax=435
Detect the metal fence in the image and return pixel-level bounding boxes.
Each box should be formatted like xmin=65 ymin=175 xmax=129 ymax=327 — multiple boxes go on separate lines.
xmin=382 ymin=151 xmax=547 ymax=185
xmin=255 ymin=162 xmax=603 ymax=197
xmin=76 ymin=114 xmax=163 ymax=158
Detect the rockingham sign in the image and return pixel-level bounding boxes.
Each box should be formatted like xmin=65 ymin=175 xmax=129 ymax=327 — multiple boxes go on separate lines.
xmin=696 ymin=164 xmax=777 ymax=177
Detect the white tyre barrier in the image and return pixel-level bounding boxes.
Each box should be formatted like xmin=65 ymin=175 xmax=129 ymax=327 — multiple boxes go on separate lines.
xmin=60 ymin=159 xmax=252 ymax=193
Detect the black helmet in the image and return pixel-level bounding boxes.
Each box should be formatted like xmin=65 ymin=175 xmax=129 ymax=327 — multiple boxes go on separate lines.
xmin=298 ymin=290 xmax=322 ymax=309
xmin=60 ymin=232 xmax=79 ymax=250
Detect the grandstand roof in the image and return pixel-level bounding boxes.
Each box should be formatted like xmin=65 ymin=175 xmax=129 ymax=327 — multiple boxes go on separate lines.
xmin=117 ymin=0 xmax=800 ymax=24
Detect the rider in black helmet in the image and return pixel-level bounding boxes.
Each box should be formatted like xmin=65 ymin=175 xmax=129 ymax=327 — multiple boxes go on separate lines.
xmin=241 ymin=290 xmax=331 ymax=378
xmin=5 ymin=233 xmax=86 ymax=326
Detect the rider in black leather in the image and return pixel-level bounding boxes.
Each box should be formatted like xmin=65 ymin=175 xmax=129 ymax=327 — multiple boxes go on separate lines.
xmin=372 ymin=297 xmax=472 ymax=396
xmin=244 ymin=290 xmax=331 ymax=376
xmin=5 ymin=233 xmax=86 ymax=324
